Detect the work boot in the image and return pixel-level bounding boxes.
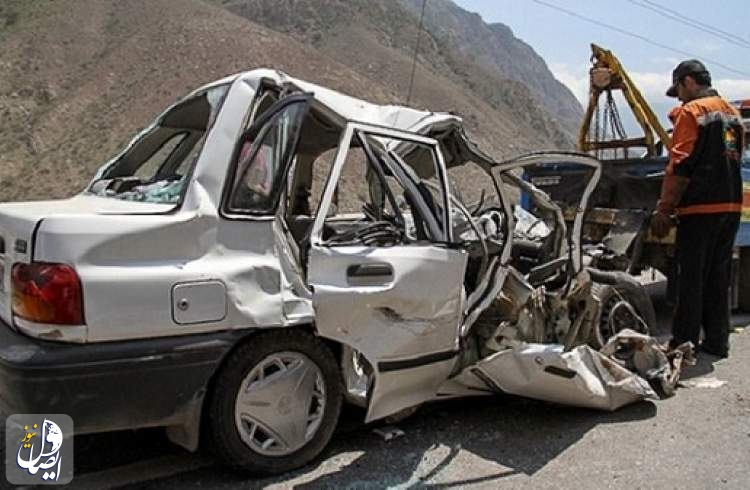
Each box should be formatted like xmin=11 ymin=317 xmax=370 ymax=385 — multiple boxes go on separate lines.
xmin=697 ymin=343 xmax=729 ymax=359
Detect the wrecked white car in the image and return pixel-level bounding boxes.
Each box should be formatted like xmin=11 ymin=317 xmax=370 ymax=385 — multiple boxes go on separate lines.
xmin=0 ymin=70 xmax=683 ymax=475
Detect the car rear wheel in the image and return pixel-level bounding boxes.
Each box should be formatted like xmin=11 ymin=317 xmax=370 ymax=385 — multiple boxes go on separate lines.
xmin=207 ymin=330 xmax=342 ymax=475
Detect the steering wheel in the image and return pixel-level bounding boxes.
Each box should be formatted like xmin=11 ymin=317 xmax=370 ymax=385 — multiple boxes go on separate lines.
xmin=361 ymin=202 xmax=404 ymax=229
xmin=327 ymin=221 xmax=404 ymax=247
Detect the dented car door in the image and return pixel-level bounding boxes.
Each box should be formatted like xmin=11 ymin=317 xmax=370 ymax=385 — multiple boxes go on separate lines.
xmin=306 ymin=123 xmax=468 ymax=422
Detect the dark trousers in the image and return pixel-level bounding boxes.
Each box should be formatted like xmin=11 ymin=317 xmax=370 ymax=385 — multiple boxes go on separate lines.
xmin=672 ymin=212 xmax=740 ymax=353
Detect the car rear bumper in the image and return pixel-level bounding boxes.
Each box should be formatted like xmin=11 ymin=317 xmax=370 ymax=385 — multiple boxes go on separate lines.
xmin=0 ymin=320 xmax=247 ymax=435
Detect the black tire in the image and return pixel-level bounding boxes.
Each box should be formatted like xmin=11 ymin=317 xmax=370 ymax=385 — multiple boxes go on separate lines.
xmin=207 ymin=329 xmax=342 ymax=475
xmin=589 ymin=280 xmax=656 ymax=349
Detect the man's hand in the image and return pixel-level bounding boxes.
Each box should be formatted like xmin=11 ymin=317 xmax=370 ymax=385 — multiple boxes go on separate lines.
xmin=650 ymin=210 xmax=674 ymax=238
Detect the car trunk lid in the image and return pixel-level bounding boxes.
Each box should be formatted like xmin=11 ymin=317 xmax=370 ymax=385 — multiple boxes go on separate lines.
xmin=0 ymin=194 xmax=173 ymax=326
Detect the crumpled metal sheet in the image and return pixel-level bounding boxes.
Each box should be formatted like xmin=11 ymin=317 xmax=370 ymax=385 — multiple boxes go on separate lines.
xmin=600 ymin=329 xmax=693 ymax=397
xmin=453 ymin=341 xmax=659 ymax=411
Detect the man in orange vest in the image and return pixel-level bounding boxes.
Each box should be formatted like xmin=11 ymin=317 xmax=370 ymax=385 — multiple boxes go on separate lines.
xmin=651 ymin=60 xmax=745 ymax=358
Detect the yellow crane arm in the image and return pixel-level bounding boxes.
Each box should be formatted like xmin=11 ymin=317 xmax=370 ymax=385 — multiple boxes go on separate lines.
xmin=578 ymin=43 xmax=672 ymax=156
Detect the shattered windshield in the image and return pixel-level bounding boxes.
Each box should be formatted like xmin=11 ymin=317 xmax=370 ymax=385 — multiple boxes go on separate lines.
xmin=87 ymin=84 xmax=229 ymax=204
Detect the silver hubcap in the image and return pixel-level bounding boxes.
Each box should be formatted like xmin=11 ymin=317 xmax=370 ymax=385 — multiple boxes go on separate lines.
xmin=234 ymin=352 xmax=326 ymax=456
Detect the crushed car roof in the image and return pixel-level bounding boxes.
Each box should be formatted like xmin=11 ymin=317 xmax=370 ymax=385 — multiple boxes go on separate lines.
xmin=205 ymin=69 xmax=497 ymax=168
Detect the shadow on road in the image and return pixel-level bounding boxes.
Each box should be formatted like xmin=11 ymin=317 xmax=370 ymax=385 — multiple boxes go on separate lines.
xmin=680 ymin=355 xmax=717 ymax=380
xmin=291 ymin=397 xmax=656 ymax=488
xmin=139 ymin=395 xmax=656 ymax=489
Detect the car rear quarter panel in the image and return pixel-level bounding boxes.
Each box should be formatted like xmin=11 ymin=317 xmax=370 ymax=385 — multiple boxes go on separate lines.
xmin=21 ymin=77 xmax=300 ymax=342
xmin=34 ymin=214 xmax=285 ymax=342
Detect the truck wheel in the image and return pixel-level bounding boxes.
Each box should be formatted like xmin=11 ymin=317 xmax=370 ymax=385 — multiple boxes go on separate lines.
xmin=589 ymin=281 xmax=656 ymax=349
xmin=207 ymin=330 xmax=342 ymax=475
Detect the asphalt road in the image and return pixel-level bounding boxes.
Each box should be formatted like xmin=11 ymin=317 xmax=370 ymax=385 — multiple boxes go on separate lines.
xmin=4 ymin=292 xmax=750 ymax=489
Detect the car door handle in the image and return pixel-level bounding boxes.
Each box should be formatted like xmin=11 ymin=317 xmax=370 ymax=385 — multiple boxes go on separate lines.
xmin=346 ymin=263 xmax=393 ymax=279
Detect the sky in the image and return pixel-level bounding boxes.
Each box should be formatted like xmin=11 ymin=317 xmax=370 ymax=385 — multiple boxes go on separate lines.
xmin=453 ymin=0 xmax=750 ymax=131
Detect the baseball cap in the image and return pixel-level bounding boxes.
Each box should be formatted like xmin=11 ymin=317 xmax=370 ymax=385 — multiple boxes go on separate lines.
xmin=666 ymin=59 xmax=710 ymax=97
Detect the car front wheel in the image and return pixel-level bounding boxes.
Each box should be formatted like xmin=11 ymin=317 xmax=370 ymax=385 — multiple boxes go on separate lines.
xmin=589 ymin=280 xmax=656 ymax=349
xmin=207 ymin=329 xmax=342 ymax=475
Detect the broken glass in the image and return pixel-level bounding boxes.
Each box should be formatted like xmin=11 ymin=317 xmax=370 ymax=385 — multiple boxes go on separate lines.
xmin=87 ymin=84 xmax=230 ymax=205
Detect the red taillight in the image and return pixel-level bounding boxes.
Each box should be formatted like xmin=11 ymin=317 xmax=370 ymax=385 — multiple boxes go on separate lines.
xmin=11 ymin=262 xmax=84 ymax=325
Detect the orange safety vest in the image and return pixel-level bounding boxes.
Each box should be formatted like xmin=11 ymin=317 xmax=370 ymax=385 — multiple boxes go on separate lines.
xmin=667 ymin=95 xmax=745 ymax=216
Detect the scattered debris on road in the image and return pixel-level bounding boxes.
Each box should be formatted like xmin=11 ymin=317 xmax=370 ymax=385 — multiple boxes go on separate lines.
xmin=373 ymin=426 xmax=406 ymax=442
xmin=679 ymin=377 xmax=728 ymax=389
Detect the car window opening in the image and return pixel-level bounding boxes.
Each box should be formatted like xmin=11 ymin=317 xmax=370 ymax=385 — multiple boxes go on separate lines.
xmin=88 ymin=84 xmax=230 ymax=204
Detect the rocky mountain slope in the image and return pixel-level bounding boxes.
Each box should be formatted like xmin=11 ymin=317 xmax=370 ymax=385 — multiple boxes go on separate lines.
xmin=0 ymin=0 xmax=580 ymax=202
xmin=399 ymin=0 xmax=582 ymax=136
xmin=221 ymin=0 xmax=580 ymax=141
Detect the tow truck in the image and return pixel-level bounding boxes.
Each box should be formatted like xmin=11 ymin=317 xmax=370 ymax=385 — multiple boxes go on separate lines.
xmin=731 ymin=98 xmax=750 ymax=134
xmin=524 ymin=44 xmax=750 ymax=309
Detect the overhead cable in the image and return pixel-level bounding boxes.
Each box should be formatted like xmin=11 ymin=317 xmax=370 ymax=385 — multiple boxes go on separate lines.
xmin=406 ymin=0 xmax=428 ymax=106
xmin=531 ymin=0 xmax=750 ymax=78
xmin=634 ymin=0 xmax=750 ymax=50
